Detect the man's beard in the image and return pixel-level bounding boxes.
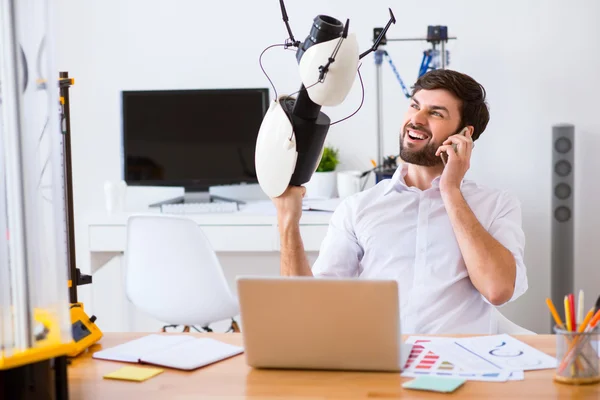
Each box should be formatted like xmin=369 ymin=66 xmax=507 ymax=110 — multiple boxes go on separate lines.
xmin=398 ymin=123 xmax=443 ymax=167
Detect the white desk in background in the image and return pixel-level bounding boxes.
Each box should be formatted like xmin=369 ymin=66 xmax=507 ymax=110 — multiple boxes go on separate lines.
xmin=77 ymin=202 xmax=333 ymax=332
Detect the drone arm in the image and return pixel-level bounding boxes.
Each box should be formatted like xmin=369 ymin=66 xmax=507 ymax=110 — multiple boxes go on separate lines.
xmin=359 ymin=8 xmax=396 ymax=60
xmin=280 ymin=0 xmax=300 ymax=47
xmin=318 ymin=19 xmax=349 ymax=82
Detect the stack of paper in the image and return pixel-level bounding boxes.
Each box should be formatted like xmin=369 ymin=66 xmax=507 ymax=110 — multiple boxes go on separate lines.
xmin=402 ymin=334 xmax=556 ymax=382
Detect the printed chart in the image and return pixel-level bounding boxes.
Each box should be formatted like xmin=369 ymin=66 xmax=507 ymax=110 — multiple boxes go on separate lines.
xmin=402 ymin=337 xmax=511 ymax=382
xmin=450 ymin=334 xmax=556 ymax=371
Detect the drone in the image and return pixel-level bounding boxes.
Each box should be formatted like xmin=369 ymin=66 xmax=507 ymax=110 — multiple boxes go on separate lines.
xmin=254 ymin=0 xmax=396 ymax=198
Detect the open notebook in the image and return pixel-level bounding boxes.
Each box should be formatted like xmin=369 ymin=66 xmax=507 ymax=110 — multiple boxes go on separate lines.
xmin=92 ymin=334 xmax=244 ymax=371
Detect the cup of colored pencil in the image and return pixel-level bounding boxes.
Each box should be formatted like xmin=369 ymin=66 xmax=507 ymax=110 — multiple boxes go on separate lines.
xmin=546 ymin=293 xmax=600 ymax=385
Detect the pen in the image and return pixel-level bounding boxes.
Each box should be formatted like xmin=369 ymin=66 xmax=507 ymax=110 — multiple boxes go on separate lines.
xmin=567 ymin=294 xmax=577 ymax=375
xmin=565 ymin=296 xmax=572 ymax=332
xmin=568 ymin=293 xmax=576 ymax=331
xmin=590 ymin=309 xmax=600 ymax=329
xmin=545 ymin=298 xmax=565 ymax=329
xmin=577 ymin=290 xmax=584 ymax=326
xmin=578 ymin=308 xmax=595 ymax=333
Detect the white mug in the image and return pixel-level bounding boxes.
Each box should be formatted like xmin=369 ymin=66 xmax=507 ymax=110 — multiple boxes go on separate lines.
xmin=104 ymin=180 xmax=127 ymax=213
xmin=337 ymin=170 xmax=363 ymax=199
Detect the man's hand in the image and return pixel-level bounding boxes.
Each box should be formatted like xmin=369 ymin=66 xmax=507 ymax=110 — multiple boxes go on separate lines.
xmin=272 ymin=185 xmax=313 ymax=276
xmin=435 ymin=131 xmax=474 ymax=195
xmin=272 ymin=185 xmax=306 ymax=227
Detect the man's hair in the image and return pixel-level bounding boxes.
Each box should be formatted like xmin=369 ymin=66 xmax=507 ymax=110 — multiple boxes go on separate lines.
xmin=412 ymin=70 xmax=490 ymax=141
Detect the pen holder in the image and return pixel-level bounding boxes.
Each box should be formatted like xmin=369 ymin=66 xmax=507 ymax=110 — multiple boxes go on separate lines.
xmin=553 ymin=326 xmax=600 ymax=385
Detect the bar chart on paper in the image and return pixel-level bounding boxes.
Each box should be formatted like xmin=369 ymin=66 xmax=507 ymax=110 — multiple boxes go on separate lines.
xmin=402 ymin=337 xmax=512 ymax=382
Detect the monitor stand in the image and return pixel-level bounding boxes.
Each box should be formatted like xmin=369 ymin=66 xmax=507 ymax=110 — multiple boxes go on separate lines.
xmin=149 ymin=183 xmax=268 ymax=208
xmin=183 ymin=191 xmax=212 ymax=203
xmin=149 ymin=190 xmax=219 ymax=208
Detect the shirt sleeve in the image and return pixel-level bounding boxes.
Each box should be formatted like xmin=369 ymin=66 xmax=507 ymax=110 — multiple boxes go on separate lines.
xmin=483 ymin=190 xmax=529 ymax=306
xmin=311 ymin=197 xmax=364 ymax=277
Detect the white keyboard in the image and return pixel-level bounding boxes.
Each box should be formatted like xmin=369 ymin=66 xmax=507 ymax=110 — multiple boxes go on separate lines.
xmin=160 ymin=201 xmax=238 ymax=214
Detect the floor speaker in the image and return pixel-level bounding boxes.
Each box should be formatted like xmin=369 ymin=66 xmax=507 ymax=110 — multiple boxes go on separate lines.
xmin=551 ymin=123 xmax=574 ymax=327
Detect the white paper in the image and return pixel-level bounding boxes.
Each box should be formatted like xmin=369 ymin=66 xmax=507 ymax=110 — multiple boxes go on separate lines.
xmin=593 ymin=340 xmax=599 ymax=357
xmin=403 ymin=336 xmax=509 ymax=382
xmin=424 ymin=340 xmax=501 ymax=372
xmin=403 ymin=335 xmax=542 ymax=382
xmin=401 ymin=369 xmax=511 ymax=382
xmin=508 ymin=370 xmax=525 ymax=380
xmin=453 ymin=334 xmax=557 ymax=371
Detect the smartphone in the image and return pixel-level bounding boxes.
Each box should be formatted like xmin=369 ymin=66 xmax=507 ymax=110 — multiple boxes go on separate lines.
xmin=440 ymin=127 xmax=469 ymax=166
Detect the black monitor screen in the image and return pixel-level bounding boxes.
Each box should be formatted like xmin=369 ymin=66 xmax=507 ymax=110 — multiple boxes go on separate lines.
xmin=122 ymin=88 xmax=269 ymax=190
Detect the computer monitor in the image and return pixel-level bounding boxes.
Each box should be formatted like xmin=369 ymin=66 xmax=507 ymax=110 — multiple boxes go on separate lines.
xmin=122 ymin=88 xmax=270 ymax=193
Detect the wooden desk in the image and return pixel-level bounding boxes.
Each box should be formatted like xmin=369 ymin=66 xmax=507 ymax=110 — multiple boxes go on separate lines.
xmin=68 ymin=333 xmax=599 ymax=399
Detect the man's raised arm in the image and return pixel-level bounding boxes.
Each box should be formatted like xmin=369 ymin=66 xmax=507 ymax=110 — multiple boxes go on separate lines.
xmin=273 ymin=186 xmax=313 ymax=276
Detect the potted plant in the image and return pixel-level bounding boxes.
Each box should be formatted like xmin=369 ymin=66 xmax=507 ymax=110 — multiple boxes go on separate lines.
xmin=304 ymin=145 xmax=339 ymax=199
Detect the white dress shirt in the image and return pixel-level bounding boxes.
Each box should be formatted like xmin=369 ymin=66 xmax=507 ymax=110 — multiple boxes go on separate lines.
xmin=311 ymin=163 xmax=528 ymax=334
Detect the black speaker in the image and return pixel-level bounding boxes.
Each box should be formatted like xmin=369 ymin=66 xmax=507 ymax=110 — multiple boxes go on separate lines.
xmin=551 ymin=124 xmax=574 ymax=326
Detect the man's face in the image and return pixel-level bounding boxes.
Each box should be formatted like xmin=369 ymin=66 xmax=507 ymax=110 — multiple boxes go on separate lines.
xmin=399 ymin=89 xmax=463 ymax=167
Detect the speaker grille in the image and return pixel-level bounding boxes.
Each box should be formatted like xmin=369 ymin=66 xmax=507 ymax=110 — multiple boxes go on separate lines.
xmin=554 ymin=183 xmax=571 ymax=200
xmin=554 ymin=160 xmax=572 ymax=177
xmin=554 ymin=206 xmax=571 ymax=222
xmin=554 ymin=137 xmax=572 ymax=153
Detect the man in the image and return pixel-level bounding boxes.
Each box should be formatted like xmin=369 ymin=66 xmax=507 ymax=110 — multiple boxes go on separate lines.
xmin=272 ymin=69 xmax=528 ymax=334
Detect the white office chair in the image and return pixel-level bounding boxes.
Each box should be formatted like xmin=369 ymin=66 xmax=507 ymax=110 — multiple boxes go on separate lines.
xmin=495 ymin=308 xmax=536 ymax=335
xmin=124 ymin=214 xmax=239 ymax=331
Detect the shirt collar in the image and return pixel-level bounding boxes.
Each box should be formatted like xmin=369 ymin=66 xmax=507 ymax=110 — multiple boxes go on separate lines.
xmin=383 ymin=163 xmax=467 ymax=195
xmin=383 ymin=163 xmax=410 ymax=195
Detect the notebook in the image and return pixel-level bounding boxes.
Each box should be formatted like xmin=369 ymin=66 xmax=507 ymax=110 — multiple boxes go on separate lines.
xmin=92 ymin=334 xmax=244 ymax=371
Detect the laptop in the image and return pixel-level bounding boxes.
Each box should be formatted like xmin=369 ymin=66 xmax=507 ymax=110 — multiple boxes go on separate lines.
xmin=236 ymin=276 xmax=412 ymax=372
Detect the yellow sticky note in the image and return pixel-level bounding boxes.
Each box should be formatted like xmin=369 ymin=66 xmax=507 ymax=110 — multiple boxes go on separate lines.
xmin=103 ymin=366 xmax=164 ymax=382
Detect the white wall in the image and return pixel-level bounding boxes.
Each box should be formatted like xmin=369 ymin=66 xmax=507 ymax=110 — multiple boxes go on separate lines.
xmin=55 ymin=0 xmax=600 ymax=333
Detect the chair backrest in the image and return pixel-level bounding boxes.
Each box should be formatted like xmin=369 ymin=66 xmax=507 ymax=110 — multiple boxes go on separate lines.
xmin=124 ymin=214 xmax=239 ymax=327
xmin=495 ymin=308 xmax=536 ymax=335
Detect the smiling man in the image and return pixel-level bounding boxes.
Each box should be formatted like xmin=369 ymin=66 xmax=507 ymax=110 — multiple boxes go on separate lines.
xmin=272 ymin=69 xmax=528 ymax=334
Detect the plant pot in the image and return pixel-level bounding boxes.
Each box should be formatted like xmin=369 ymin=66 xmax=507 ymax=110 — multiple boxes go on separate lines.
xmin=304 ymin=171 xmax=337 ymax=199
